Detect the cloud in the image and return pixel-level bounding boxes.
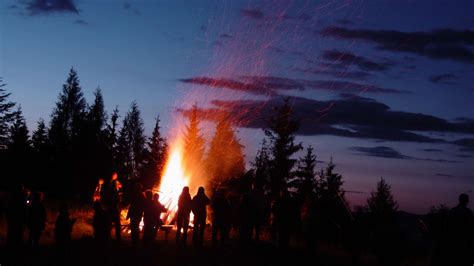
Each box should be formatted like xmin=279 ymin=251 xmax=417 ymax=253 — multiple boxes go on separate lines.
xmin=452 ymin=138 xmax=474 ymax=152
xmin=421 ymin=148 xmax=443 ymax=152
xmin=350 ymin=146 xmax=461 ymax=163
xmin=24 ymin=0 xmax=79 ymax=15
xmin=430 ymin=73 xmax=457 ymax=84
xmin=180 ymin=75 xmax=408 ymax=95
xmin=240 ymin=8 xmax=264 ymax=19
xmin=320 ymin=27 xmax=474 ymax=63
xmin=294 ymin=67 xmax=372 ymax=80
xmin=123 ymin=1 xmax=141 ymax=16
xmin=177 ymin=95 xmax=474 ymax=145
xmin=350 ymin=146 xmax=410 ymax=159
xmin=321 ymin=49 xmax=393 ymax=71
xmin=74 ymin=19 xmax=87 ymax=25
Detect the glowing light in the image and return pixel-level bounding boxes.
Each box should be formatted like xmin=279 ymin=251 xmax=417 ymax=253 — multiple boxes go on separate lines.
xmin=156 ymin=142 xmax=190 ymax=225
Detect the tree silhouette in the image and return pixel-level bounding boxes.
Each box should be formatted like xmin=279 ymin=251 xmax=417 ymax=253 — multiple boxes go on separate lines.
xmin=291 ymin=145 xmax=317 ymax=198
xmin=265 ymin=98 xmax=302 ymax=196
xmin=6 ymin=107 xmax=32 ymax=186
xmin=207 ymin=116 xmax=245 ymax=187
xmin=117 ymin=102 xmax=146 ymax=180
xmin=141 ymin=116 xmax=168 ymax=189
xmin=49 ymin=68 xmax=87 ymax=148
xmin=0 ymin=79 xmax=17 ymax=149
xmin=183 ymin=105 xmax=206 ymax=187
xmin=252 ymin=139 xmax=271 ymax=191
xmin=105 ymin=106 xmax=120 ymax=173
xmin=32 ymin=119 xmax=48 ymax=153
xmin=367 ymin=177 xmax=398 ymax=218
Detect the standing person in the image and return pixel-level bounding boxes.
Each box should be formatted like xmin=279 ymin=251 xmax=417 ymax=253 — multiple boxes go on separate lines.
xmin=152 ymin=193 xmax=167 ymax=239
xmin=105 ymin=172 xmax=122 ymax=241
xmin=127 ymin=183 xmax=145 ymax=246
xmin=54 ymin=204 xmax=76 ymax=249
xmin=6 ymin=184 xmax=28 ymax=249
xmin=27 ymin=191 xmax=47 ymax=249
xmin=211 ymin=189 xmax=231 ymax=247
xmin=192 ymin=186 xmax=210 ymax=248
xmin=93 ymin=201 xmax=111 ymax=246
xmin=176 ymin=186 xmax=192 ymax=246
xmin=445 ymin=193 xmax=474 ymax=265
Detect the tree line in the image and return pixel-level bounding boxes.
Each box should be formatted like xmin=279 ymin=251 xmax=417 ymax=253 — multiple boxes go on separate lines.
xmin=0 ymin=68 xmax=398 ymax=217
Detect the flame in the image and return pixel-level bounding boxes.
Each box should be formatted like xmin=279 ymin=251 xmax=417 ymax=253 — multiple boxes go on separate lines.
xmin=156 ymin=141 xmax=190 ymax=225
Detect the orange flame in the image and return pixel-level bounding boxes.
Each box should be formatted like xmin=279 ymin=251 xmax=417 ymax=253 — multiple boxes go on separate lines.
xmin=156 ymin=140 xmax=191 ymax=225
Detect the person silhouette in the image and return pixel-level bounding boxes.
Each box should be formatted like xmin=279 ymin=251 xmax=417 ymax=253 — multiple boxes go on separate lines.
xmin=211 ymin=189 xmax=231 ymax=247
xmin=152 ymin=193 xmax=167 ymax=239
xmin=127 ymin=183 xmax=145 ymax=246
xmin=6 ymin=184 xmax=28 ymax=249
xmin=93 ymin=201 xmax=111 ymax=246
xmin=446 ymin=193 xmax=473 ymax=265
xmin=27 ymin=191 xmax=47 ymax=249
xmin=192 ymin=186 xmax=210 ymax=248
xmin=105 ymin=172 xmax=122 ymax=241
xmin=54 ymin=204 xmax=76 ymax=248
xmin=176 ymin=186 xmax=192 ymax=246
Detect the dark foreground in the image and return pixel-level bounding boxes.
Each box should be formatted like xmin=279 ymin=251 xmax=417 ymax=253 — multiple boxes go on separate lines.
xmin=0 ymin=238 xmax=386 ymax=266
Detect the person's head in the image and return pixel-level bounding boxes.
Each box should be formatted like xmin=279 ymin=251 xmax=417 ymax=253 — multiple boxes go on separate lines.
xmin=145 ymin=190 xmax=153 ymax=200
xmin=98 ymin=178 xmax=104 ymax=185
xmin=198 ymin=186 xmax=205 ymax=195
xmin=182 ymin=186 xmax=190 ymax=195
xmin=153 ymin=193 xmax=159 ymax=201
xmin=459 ymin=193 xmax=469 ymax=207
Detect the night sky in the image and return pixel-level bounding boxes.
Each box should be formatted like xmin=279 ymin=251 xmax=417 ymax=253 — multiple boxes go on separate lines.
xmin=1 ymin=0 xmax=473 ymax=213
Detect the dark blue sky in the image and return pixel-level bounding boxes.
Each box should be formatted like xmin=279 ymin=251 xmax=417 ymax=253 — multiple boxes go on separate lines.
xmin=1 ymin=0 xmax=473 ymax=213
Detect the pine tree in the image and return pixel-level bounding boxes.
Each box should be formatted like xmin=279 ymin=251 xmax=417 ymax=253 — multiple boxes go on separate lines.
xmin=6 ymin=107 xmax=32 ymax=186
xmin=0 ymin=79 xmax=16 ymax=149
xmin=207 ymin=117 xmax=245 ymax=187
xmin=252 ymin=139 xmax=271 ymax=191
xmin=49 ymin=68 xmax=87 ymax=148
xmin=32 ymin=118 xmax=48 ymax=152
xmin=117 ymin=102 xmax=146 ymax=180
xmin=8 ymin=107 xmax=31 ymax=153
xmin=319 ymin=158 xmax=345 ymax=201
xmin=265 ymin=98 xmax=302 ymax=196
xmin=291 ymin=145 xmax=317 ymax=198
xmin=183 ymin=105 xmax=206 ymax=186
xmin=142 ymin=116 xmax=168 ymax=189
xmin=106 ymin=106 xmax=120 ymax=172
xmin=87 ymin=88 xmax=107 ymax=135
xmin=367 ymin=177 xmax=398 ymax=218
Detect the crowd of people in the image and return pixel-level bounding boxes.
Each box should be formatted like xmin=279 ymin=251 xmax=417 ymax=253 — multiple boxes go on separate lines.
xmin=3 ymin=172 xmax=473 ymax=265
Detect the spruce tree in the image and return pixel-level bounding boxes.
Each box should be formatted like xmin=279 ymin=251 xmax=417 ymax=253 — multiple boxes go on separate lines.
xmin=117 ymin=102 xmax=146 ymax=180
xmin=49 ymin=68 xmax=86 ymax=147
xmin=183 ymin=105 xmax=206 ymax=187
xmin=367 ymin=177 xmax=398 ymax=217
xmin=292 ymin=145 xmax=317 ymax=198
xmin=0 ymin=79 xmax=16 ymax=149
xmin=32 ymin=118 xmax=48 ymax=152
xmin=87 ymin=88 xmax=107 ymax=135
xmin=207 ymin=117 xmax=245 ymax=187
xmin=319 ymin=158 xmax=345 ymax=202
xmin=8 ymin=107 xmax=31 ymax=153
xmin=252 ymin=139 xmax=271 ymax=191
xmin=142 ymin=116 xmax=168 ymax=189
xmin=265 ymin=98 xmax=302 ymax=196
